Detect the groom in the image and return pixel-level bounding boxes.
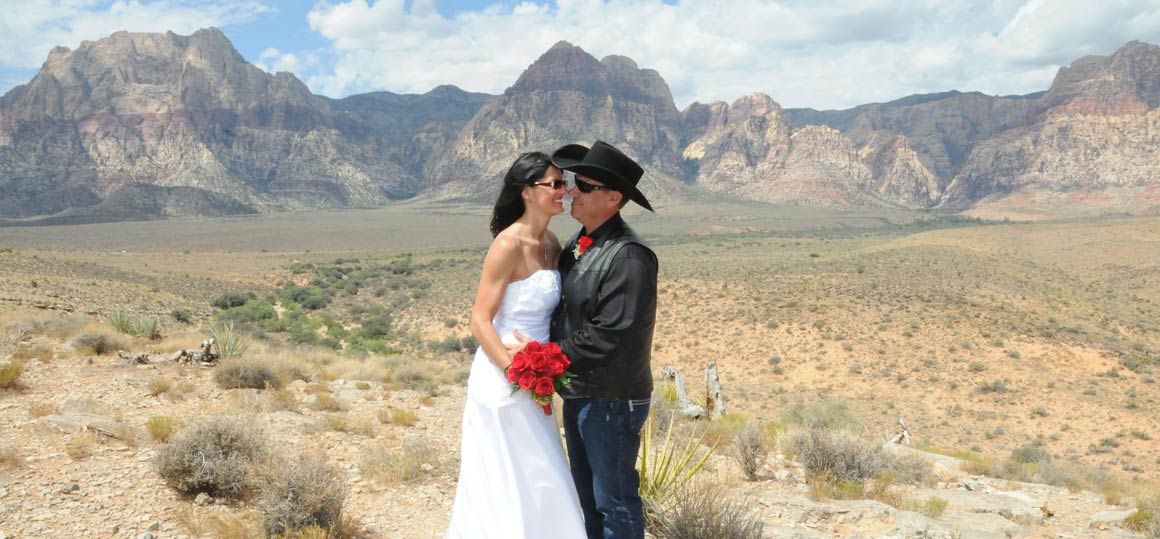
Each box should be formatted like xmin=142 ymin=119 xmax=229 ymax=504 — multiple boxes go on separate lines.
xmin=550 ymin=141 xmax=658 ymax=539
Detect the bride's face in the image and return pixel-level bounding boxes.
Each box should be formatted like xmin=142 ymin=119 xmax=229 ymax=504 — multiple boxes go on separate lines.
xmin=524 ymin=166 xmax=567 ymax=217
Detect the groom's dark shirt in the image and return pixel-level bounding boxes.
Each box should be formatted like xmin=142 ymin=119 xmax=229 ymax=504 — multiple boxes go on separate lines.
xmin=551 ymin=213 xmax=657 ymax=400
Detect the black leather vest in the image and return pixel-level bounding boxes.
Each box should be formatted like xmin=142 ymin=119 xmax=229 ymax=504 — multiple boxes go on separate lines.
xmin=552 ymin=222 xmax=656 ymax=400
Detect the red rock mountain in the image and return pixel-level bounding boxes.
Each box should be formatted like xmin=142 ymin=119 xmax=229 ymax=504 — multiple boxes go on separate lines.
xmin=1 ymin=30 xmax=1158 ymax=222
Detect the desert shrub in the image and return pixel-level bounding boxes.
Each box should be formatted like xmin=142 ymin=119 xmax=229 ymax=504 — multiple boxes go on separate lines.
xmin=697 ymin=412 xmax=748 ymax=448
xmin=210 ymin=321 xmax=250 ymax=360
xmin=0 ymin=445 xmax=21 ymax=467
xmin=213 ymin=292 xmax=255 ymax=310
xmin=977 ymin=379 xmax=1009 ymax=394
xmin=0 ymin=362 xmax=23 ymax=389
xmin=647 ymin=481 xmax=763 ymax=539
xmin=171 ymin=308 xmax=194 ymax=324
xmin=732 ymin=422 xmax=768 ymax=481
xmin=1011 ymin=444 xmax=1052 ymax=464
xmin=146 ymin=415 xmax=179 ymax=442
xmin=779 ymin=398 xmax=859 ymax=431
xmin=789 ymin=427 xmax=887 ymax=484
xmin=258 ymin=453 xmax=348 ymax=537
xmin=214 ymin=358 xmax=283 ymax=390
xmin=72 ymin=332 xmax=127 ymax=355
xmin=153 ymin=416 xmax=268 ymax=498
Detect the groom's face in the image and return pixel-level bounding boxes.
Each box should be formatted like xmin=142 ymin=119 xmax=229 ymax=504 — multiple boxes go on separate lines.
xmin=568 ymin=174 xmax=622 ymax=226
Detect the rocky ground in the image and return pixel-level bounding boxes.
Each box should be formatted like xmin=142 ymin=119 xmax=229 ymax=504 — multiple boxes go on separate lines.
xmin=0 ymin=332 xmax=1149 ymax=538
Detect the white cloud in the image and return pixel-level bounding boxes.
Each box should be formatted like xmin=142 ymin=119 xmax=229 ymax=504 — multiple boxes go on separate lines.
xmin=0 ymin=0 xmax=270 ymax=71
xmin=301 ymin=0 xmax=1160 ymax=109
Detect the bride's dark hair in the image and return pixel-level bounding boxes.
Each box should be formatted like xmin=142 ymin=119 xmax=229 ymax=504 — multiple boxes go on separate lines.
xmin=490 ymin=151 xmax=554 ymax=237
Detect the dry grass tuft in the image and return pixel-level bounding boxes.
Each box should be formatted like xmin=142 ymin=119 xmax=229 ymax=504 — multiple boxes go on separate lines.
xmin=27 ymin=400 xmax=58 ymax=418
xmin=147 ymin=376 xmax=173 ymax=397
xmin=359 ymin=438 xmax=436 ymax=485
xmin=377 ymin=407 xmax=419 ymax=427
xmin=146 ymin=415 xmax=180 ymax=442
xmin=0 ymin=362 xmax=24 ymax=389
xmin=65 ymin=432 xmax=98 ymax=460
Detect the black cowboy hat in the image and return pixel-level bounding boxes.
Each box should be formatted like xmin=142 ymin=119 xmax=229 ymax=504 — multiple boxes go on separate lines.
xmin=551 ymin=140 xmax=653 ymax=212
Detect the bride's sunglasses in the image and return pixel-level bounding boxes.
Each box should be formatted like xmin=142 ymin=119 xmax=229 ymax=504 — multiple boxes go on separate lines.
xmin=530 ymin=179 xmax=567 ymax=190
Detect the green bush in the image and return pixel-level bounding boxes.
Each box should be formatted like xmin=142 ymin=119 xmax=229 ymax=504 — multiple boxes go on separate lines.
xmin=780 ymin=398 xmax=859 ymax=430
xmin=213 ymin=292 xmax=255 ymax=309
xmin=153 ymin=416 xmax=268 ymax=498
xmin=171 ymin=308 xmax=194 ymax=324
xmin=1011 ymin=444 xmax=1052 ymax=464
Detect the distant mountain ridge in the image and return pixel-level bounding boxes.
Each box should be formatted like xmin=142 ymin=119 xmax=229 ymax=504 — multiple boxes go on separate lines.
xmin=1 ymin=29 xmax=1158 ymax=223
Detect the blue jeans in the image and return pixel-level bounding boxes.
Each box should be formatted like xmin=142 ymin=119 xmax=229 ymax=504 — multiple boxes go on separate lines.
xmin=563 ymin=398 xmax=651 ymax=539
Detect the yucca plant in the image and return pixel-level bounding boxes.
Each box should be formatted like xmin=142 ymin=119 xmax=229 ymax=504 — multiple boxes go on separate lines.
xmin=105 ymin=310 xmax=134 ymax=334
xmin=638 ymin=413 xmax=716 ymax=512
xmin=133 ymin=316 xmax=163 ymax=340
xmin=210 ymin=320 xmax=250 ymax=360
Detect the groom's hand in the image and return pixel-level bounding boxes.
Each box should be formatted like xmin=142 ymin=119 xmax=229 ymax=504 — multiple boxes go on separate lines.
xmin=505 ymin=330 xmax=533 ymax=355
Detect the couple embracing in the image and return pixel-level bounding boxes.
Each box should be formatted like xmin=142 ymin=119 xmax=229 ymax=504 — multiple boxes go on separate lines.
xmin=446 ymin=141 xmax=658 ymax=539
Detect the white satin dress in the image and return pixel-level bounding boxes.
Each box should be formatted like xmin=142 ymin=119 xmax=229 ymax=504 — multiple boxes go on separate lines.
xmin=446 ymin=269 xmax=586 ymax=538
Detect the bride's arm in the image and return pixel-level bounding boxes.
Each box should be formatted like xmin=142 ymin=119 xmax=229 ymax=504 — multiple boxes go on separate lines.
xmin=470 ymin=234 xmax=520 ymax=370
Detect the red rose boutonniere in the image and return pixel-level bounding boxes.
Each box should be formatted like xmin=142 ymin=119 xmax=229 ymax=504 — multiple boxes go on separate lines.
xmin=573 ymin=235 xmax=594 ymax=259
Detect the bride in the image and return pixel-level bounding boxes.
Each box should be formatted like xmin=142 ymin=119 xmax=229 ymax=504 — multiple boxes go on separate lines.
xmin=445 ymin=152 xmax=586 ymax=538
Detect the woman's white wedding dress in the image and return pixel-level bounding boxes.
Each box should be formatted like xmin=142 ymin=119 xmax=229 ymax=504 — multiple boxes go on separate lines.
xmin=446 ymin=269 xmax=586 ymax=538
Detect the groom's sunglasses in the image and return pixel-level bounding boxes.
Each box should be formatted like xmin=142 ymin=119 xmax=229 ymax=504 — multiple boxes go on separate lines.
xmin=570 ymin=176 xmax=612 ymax=194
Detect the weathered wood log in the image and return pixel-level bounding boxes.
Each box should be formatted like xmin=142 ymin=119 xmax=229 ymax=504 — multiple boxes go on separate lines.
xmin=36 ymin=413 xmax=142 ymax=443
xmin=172 ymin=338 xmax=218 ymax=364
xmin=890 ymin=418 xmax=912 ymax=445
xmin=705 ymin=361 xmax=726 ymax=420
xmin=117 ymin=351 xmax=152 ymax=364
xmin=658 ymin=366 xmax=706 ymax=419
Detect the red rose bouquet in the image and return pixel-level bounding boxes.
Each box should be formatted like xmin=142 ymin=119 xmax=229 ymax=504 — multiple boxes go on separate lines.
xmin=506 ymin=340 xmax=572 ymax=414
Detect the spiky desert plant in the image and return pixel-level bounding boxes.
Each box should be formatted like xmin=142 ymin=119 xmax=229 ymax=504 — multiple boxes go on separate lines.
xmin=105 ymin=310 xmax=134 ymax=334
xmin=210 ymin=320 xmax=250 ymax=360
xmin=638 ymin=414 xmax=716 ymax=511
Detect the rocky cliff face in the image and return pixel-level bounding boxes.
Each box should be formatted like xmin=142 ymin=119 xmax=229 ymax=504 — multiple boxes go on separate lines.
xmin=1 ymin=29 xmax=1157 ymax=221
xmin=426 ymin=41 xmax=687 ymax=205
xmin=0 ymin=28 xmax=485 ymax=220
xmin=941 ymin=41 xmax=1160 ymax=215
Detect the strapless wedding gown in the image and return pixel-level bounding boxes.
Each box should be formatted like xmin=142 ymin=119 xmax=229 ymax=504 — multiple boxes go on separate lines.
xmin=446 ymin=269 xmax=586 ymax=538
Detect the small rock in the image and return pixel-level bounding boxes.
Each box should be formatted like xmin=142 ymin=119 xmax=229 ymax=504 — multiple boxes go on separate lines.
xmin=138 ymin=533 xmax=155 ymax=539
xmin=194 ymin=492 xmax=211 ymax=506
xmin=148 ymin=521 xmax=161 ymax=531
xmin=58 ymin=483 xmax=79 ymax=494
xmin=960 ymin=477 xmax=982 ymax=491
xmin=105 ymin=525 xmax=119 ymax=534
xmin=774 ymin=469 xmax=792 ymax=481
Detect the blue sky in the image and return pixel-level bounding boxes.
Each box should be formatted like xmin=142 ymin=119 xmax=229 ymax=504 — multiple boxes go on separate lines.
xmin=1 ymin=1 xmax=1158 ymax=110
